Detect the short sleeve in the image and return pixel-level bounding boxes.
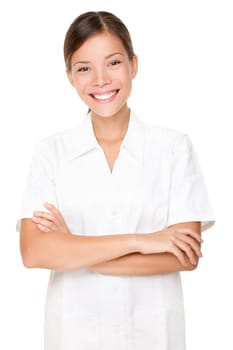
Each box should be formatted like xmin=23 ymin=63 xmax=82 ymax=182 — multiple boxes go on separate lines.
xmin=167 ymin=134 xmax=215 ymax=232
xmin=17 ymin=140 xmax=58 ymax=231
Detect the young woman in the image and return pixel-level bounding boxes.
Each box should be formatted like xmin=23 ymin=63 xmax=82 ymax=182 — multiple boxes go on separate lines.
xmin=19 ymin=11 xmax=215 ymax=350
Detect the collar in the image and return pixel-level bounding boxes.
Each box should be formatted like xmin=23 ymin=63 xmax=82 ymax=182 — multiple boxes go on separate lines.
xmin=67 ymin=110 xmax=145 ymax=165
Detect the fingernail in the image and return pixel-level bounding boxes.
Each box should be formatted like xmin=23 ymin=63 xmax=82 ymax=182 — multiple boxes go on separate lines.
xmin=44 ymin=202 xmax=51 ymax=207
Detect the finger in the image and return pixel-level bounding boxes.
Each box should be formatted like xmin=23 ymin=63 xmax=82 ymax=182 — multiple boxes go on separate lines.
xmin=44 ymin=203 xmax=70 ymax=234
xmin=177 ymin=228 xmax=203 ymax=243
xmin=37 ymin=224 xmax=50 ymax=232
xmin=44 ymin=202 xmax=61 ymax=215
xmin=34 ymin=210 xmax=61 ymax=227
xmin=175 ymin=233 xmax=202 ymax=257
xmin=33 ymin=211 xmax=54 ymax=221
xmin=32 ymin=216 xmax=57 ymax=231
xmin=171 ymin=237 xmax=197 ymax=265
xmin=170 ymin=244 xmax=188 ymax=266
xmin=44 ymin=203 xmax=65 ymax=224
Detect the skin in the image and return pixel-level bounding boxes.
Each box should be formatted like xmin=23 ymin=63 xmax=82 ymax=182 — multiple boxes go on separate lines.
xmin=66 ymin=32 xmax=138 ymax=121
xmin=20 ymin=31 xmax=202 ymax=274
xmin=30 ymin=204 xmax=202 ymax=274
xmin=67 ymin=32 xmax=138 ymax=172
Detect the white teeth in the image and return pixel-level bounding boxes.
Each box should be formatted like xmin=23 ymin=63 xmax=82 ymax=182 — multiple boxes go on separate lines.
xmin=93 ymin=91 xmax=117 ymax=100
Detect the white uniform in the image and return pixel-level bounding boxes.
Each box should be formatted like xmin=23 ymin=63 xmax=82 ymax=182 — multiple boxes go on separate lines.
xmin=18 ymin=111 xmax=215 ymax=350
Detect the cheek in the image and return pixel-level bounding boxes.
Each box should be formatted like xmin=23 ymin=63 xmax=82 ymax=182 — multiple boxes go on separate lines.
xmin=73 ymin=74 xmax=92 ymax=92
xmin=113 ymin=69 xmax=132 ymax=87
xmin=122 ymin=71 xmax=133 ymax=91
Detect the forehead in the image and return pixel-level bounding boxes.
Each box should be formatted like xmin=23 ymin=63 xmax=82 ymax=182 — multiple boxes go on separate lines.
xmin=71 ymin=32 xmax=127 ymax=62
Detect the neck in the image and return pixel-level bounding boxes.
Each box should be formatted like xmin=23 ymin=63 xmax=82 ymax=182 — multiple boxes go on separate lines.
xmin=91 ymin=106 xmax=130 ymax=142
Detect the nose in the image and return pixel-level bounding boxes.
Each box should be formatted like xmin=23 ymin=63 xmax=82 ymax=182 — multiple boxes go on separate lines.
xmin=92 ymin=68 xmax=111 ymax=87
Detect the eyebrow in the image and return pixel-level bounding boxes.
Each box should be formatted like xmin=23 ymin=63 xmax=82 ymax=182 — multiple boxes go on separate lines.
xmin=73 ymin=52 xmax=124 ymax=67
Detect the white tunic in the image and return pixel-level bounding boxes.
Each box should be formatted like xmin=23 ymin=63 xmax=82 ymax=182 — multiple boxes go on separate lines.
xmin=18 ymin=111 xmax=215 ymax=350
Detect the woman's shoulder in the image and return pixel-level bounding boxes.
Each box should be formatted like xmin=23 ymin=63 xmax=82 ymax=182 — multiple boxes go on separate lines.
xmin=132 ymin=111 xmax=184 ymax=141
xmin=38 ymin=121 xmax=84 ymax=143
xmin=141 ymin=119 xmax=188 ymax=147
xmin=32 ymin=119 xmax=87 ymax=161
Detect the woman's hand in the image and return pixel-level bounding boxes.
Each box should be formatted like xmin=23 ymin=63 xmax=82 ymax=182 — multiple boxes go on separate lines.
xmin=137 ymin=226 xmax=202 ymax=267
xmin=32 ymin=202 xmax=71 ymax=234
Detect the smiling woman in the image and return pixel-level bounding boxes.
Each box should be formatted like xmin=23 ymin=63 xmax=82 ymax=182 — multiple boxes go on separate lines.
xmin=66 ymin=32 xmax=137 ymax=119
xmin=18 ymin=11 xmax=215 ymax=350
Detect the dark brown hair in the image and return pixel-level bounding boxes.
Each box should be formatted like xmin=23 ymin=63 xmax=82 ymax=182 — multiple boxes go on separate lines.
xmin=64 ymin=11 xmax=135 ymax=70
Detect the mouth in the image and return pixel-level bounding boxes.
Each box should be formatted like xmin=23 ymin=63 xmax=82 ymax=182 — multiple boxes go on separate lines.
xmin=90 ymin=89 xmax=119 ymax=103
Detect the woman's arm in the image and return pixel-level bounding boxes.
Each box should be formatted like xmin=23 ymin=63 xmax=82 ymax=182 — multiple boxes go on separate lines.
xmin=23 ymin=204 xmax=201 ymax=272
xmin=20 ymin=218 xmax=138 ymax=271
xmin=88 ymin=252 xmax=196 ymax=275
xmin=88 ymin=222 xmax=201 ymax=275
xmin=89 ymin=222 xmax=201 ymax=275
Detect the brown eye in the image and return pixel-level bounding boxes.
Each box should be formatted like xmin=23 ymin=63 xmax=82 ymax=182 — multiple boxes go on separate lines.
xmin=110 ymin=60 xmax=121 ymax=66
xmin=77 ymin=66 xmax=89 ymax=72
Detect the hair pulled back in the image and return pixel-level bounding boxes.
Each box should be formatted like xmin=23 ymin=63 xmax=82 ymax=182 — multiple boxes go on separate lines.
xmin=64 ymin=11 xmax=135 ymax=70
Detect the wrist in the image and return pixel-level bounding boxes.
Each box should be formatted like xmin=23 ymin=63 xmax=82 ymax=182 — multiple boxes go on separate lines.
xmin=128 ymin=234 xmax=140 ymax=253
xmin=132 ymin=233 xmax=145 ymax=253
xmin=133 ymin=231 xmax=162 ymax=255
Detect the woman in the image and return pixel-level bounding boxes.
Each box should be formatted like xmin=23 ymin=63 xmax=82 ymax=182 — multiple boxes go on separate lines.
xmin=19 ymin=11 xmax=215 ymax=350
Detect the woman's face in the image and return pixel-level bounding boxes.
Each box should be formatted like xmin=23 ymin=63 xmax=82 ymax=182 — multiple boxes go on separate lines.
xmin=67 ymin=31 xmax=138 ymax=119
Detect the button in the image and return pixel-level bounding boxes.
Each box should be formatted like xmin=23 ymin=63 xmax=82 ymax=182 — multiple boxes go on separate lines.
xmin=111 ymin=208 xmax=117 ymax=217
xmin=111 ymin=211 xmax=117 ymax=217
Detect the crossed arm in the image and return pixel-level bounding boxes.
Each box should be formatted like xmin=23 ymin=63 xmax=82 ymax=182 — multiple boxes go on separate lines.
xmin=85 ymin=221 xmax=201 ymax=275
xmin=20 ymin=203 xmax=202 ymax=275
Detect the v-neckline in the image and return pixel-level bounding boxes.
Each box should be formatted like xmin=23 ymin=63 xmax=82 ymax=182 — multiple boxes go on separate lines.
xmin=90 ymin=114 xmax=131 ymax=176
xmin=98 ymin=143 xmax=122 ymax=175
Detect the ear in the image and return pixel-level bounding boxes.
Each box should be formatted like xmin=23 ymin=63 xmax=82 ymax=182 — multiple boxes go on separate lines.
xmin=131 ymin=55 xmax=138 ymax=79
xmin=66 ymin=68 xmax=75 ymax=87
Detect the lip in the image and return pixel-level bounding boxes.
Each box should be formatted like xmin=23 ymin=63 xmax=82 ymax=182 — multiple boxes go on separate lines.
xmin=90 ymin=89 xmax=119 ymax=103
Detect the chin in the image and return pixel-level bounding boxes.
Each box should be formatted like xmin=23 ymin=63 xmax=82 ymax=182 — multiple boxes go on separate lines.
xmin=90 ymin=107 xmax=122 ymax=119
xmin=91 ymin=102 xmax=129 ymax=119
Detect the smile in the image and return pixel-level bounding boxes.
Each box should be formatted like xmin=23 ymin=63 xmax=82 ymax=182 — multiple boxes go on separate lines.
xmin=91 ymin=90 xmax=119 ymax=102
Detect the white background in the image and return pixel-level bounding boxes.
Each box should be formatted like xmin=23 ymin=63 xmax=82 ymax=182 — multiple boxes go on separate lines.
xmin=0 ymin=0 xmax=232 ymax=349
